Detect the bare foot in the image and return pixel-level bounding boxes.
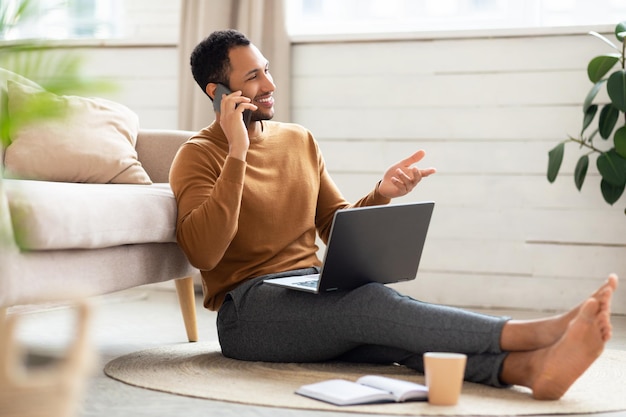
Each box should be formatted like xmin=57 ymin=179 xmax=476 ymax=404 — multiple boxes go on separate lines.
xmin=500 ymin=274 xmax=618 ymax=352
xmin=583 ymin=273 xmax=617 ymax=318
xmin=530 ymin=298 xmax=609 ymax=400
xmin=573 ymin=274 xmax=616 ymax=342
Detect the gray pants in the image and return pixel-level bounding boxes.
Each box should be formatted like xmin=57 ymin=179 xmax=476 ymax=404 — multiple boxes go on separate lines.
xmin=217 ymin=268 xmax=510 ymax=387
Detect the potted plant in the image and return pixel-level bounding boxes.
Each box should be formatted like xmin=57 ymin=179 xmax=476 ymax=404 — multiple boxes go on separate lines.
xmin=547 ymin=21 xmax=626 ymax=215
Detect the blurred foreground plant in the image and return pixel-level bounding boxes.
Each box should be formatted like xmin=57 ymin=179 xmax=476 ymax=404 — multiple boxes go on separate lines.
xmin=1 ymin=0 xmax=114 ymax=148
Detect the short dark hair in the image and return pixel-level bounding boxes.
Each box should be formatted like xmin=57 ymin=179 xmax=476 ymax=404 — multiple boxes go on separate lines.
xmin=190 ymin=29 xmax=251 ymax=99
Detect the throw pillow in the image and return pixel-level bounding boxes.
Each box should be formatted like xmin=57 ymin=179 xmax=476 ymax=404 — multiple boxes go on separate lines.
xmin=3 ymin=80 xmax=152 ymax=184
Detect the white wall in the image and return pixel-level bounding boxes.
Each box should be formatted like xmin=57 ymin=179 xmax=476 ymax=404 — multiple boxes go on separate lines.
xmin=290 ymin=32 xmax=626 ymax=313
xmin=119 ymin=0 xmax=180 ymax=42
xmin=72 ymin=27 xmax=626 ymax=313
xmin=77 ymin=45 xmax=179 ymax=129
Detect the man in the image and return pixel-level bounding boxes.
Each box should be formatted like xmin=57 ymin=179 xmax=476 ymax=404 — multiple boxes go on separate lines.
xmin=170 ymin=29 xmax=618 ymax=400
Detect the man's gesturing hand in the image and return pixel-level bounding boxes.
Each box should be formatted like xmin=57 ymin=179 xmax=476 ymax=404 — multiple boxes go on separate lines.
xmin=378 ymin=150 xmax=436 ymax=199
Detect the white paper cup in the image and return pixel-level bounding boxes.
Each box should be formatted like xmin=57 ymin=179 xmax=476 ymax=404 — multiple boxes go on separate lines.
xmin=424 ymin=352 xmax=467 ymax=406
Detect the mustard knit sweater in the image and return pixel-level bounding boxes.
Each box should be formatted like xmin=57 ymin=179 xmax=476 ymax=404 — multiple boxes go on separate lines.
xmin=170 ymin=121 xmax=390 ymax=310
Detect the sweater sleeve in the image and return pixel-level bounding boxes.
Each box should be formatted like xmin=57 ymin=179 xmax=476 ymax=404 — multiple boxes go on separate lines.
xmin=314 ymin=146 xmax=391 ymax=244
xmin=170 ymin=141 xmax=246 ymax=270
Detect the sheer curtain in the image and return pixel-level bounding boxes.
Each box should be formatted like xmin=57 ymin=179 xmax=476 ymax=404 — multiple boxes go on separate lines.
xmin=177 ymin=0 xmax=291 ymax=131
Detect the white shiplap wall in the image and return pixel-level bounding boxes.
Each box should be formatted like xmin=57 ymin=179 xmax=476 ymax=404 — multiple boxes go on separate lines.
xmin=69 ymin=27 xmax=625 ymax=313
xmin=78 ymin=46 xmax=179 ymax=129
xmin=118 ymin=0 xmax=180 ymax=43
xmin=291 ymin=33 xmax=626 ymax=313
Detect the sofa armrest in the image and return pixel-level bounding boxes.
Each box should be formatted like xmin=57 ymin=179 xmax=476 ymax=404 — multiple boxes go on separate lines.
xmin=135 ymin=129 xmax=195 ymax=183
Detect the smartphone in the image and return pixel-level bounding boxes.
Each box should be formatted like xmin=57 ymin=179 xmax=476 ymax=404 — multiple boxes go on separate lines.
xmin=213 ymin=83 xmax=252 ymax=128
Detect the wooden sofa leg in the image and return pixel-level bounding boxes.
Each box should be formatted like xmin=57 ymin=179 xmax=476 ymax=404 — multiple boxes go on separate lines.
xmin=175 ymin=277 xmax=198 ymax=342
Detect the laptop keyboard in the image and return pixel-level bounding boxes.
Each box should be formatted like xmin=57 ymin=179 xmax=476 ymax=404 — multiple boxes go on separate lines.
xmin=293 ymin=279 xmax=319 ymax=288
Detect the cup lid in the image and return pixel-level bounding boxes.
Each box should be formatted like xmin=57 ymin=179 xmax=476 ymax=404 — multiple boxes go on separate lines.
xmin=424 ymin=352 xmax=467 ymax=359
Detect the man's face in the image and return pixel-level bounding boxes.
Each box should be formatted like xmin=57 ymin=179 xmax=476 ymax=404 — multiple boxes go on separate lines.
xmin=227 ymin=44 xmax=275 ymax=122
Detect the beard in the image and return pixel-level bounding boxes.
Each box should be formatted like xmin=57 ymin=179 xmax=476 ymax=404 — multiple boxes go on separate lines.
xmin=250 ymin=107 xmax=274 ymax=122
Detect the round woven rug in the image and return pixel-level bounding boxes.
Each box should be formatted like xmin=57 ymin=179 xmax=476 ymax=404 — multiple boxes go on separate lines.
xmin=104 ymin=342 xmax=626 ymax=416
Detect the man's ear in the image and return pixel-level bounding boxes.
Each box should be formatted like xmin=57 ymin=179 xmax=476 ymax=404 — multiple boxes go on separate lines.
xmin=206 ymin=83 xmax=218 ymax=100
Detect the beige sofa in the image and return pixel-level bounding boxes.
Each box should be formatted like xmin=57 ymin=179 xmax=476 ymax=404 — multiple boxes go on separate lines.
xmin=0 ymin=69 xmax=199 ymax=342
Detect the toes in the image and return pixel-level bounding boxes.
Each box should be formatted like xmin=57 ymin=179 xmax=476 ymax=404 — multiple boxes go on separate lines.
xmin=591 ymin=277 xmax=616 ymax=304
xmin=580 ymin=298 xmax=600 ymax=320
xmin=598 ymin=311 xmax=613 ymax=342
xmin=599 ymin=324 xmax=611 ymax=341
xmin=607 ymin=274 xmax=619 ymax=291
xmin=598 ymin=288 xmax=612 ymax=308
xmin=600 ymin=323 xmax=612 ymax=342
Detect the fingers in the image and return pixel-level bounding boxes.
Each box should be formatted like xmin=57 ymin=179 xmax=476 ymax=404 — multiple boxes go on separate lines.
xmin=390 ymin=169 xmax=413 ymax=192
xmin=419 ymin=167 xmax=437 ymax=177
xmin=401 ymin=150 xmax=426 ymax=166
xmin=399 ymin=150 xmax=436 ymax=176
xmin=395 ymin=164 xmax=436 ymax=184
xmin=378 ymin=150 xmax=437 ymax=198
xmin=220 ymin=91 xmax=257 ymax=116
xmin=391 ymin=166 xmax=432 ymax=192
xmin=394 ymin=165 xmax=433 ymax=189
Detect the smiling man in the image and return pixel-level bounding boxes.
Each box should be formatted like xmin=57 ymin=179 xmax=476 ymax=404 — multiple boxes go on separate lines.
xmin=169 ymin=29 xmax=618 ymax=401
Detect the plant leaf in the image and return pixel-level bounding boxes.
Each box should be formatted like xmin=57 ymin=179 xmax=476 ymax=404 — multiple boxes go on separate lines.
xmin=574 ymin=155 xmax=589 ymax=191
xmin=0 ymin=46 xmax=115 ymax=96
xmin=547 ymin=143 xmax=565 ymax=183
xmin=597 ymin=149 xmax=626 ymax=186
xmin=599 ymin=104 xmax=619 ymax=139
xmin=615 ymin=126 xmax=626 ymax=159
xmin=0 ymin=0 xmax=35 ymax=32
xmin=589 ymin=31 xmax=619 ymax=50
xmin=587 ymin=54 xmax=620 ymax=83
xmin=601 ymin=179 xmax=625 ymax=205
xmin=615 ymin=21 xmax=626 ymax=41
xmin=582 ymin=104 xmax=598 ymax=134
xmin=583 ymin=80 xmax=605 ymax=112
xmin=607 ymin=70 xmax=626 ymax=112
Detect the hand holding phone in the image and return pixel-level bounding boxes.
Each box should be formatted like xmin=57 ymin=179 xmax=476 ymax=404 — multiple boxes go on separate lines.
xmin=213 ymin=84 xmax=253 ymax=128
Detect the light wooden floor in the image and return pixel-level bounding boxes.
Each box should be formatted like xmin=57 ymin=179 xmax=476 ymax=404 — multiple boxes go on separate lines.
xmin=11 ymin=286 xmax=626 ymax=417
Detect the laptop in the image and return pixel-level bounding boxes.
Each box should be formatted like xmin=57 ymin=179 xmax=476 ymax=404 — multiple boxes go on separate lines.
xmin=263 ymin=201 xmax=434 ymax=293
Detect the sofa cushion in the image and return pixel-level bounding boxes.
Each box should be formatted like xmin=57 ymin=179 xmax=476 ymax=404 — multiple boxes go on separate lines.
xmin=4 ymin=179 xmax=177 ymax=250
xmin=3 ymin=81 xmax=152 ymax=185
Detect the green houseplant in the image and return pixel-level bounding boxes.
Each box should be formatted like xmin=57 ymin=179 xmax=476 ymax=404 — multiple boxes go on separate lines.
xmin=547 ymin=21 xmax=626 ymax=215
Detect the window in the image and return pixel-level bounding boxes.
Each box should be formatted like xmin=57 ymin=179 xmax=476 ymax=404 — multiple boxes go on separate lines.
xmin=286 ymin=0 xmax=626 ymax=38
xmin=1 ymin=0 xmax=180 ymax=44
xmin=1 ymin=0 xmax=122 ymax=40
